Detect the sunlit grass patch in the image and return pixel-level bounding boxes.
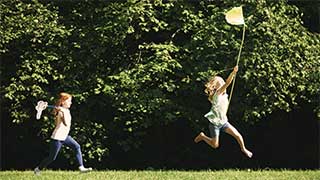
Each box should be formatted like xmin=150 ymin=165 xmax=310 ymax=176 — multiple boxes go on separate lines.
xmin=0 ymin=169 xmax=319 ymax=180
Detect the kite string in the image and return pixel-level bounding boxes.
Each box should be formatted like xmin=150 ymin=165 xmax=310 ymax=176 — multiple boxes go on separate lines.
xmin=227 ymin=24 xmax=246 ymax=112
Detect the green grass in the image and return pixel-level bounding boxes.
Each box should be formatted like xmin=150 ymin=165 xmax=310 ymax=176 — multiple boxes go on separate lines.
xmin=0 ymin=170 xmax=319 ymax=180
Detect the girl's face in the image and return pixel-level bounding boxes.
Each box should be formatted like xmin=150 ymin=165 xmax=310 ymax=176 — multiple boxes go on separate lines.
xmin=61 ymin=97 xmax=72 ymax=108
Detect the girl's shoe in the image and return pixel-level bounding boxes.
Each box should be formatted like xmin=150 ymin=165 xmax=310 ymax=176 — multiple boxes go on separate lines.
xmin=34 ymin=167 xmax=40 ymax=175
xmin=79 ymin=165 xmax=92 ymax=173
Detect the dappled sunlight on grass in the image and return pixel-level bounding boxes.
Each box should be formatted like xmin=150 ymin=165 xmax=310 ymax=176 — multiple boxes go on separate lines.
xmin=1 ymin=170 xmax=319 ymax=180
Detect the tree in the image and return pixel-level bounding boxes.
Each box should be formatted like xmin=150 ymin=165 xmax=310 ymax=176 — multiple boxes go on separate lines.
xmin=1 ymin=0 xmax=319 ymax=168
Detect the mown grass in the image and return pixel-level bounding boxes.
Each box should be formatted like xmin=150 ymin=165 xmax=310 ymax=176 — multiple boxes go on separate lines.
xmin=0 ymin=169 xmax=319 ymax=180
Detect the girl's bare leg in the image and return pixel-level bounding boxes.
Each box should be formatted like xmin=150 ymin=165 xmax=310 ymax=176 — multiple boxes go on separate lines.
xmin=194 ymin=132 xmax=219 ymax=149
xmin=224 ymin=124 xmax=253 ymax=158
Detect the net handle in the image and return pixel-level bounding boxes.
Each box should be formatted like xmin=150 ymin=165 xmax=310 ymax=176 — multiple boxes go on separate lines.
xmin=227 ymin=24 xmax=246 ymax=112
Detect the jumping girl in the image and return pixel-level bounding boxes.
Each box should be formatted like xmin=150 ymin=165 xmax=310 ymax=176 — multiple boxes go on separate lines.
xmin=194 ymin=66 xmax=253 ymax=158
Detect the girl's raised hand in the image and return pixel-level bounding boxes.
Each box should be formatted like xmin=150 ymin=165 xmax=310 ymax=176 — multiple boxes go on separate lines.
xmin=233 ymin=65 xmax=238 ymax=73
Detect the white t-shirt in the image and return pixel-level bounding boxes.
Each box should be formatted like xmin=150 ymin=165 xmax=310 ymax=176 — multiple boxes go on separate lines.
xmin=51 ymin=107 xmax=71 ymax=141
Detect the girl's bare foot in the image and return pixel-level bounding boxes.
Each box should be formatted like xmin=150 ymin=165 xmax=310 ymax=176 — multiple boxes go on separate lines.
xmin=242 ymin=148 xmax=253 ymax=158
xmin=194 ymin=132 xmax=204 ymax=143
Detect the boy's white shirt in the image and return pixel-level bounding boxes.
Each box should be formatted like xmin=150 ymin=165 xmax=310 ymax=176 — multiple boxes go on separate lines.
xmin=51 ymin=107 xmax=71 ymax=141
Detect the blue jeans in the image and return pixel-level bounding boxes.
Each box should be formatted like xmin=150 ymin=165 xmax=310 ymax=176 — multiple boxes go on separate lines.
xmin=38 ymin=136 xmax=83 ymax=169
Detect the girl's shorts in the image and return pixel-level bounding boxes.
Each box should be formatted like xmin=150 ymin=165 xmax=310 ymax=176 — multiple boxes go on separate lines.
xmin=208 ymin=122 xmax=231 ymax=137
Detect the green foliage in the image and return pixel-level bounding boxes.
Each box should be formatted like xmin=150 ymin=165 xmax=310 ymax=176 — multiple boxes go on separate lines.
xmin=239 ymin=1 xmax=320 ymax=121
xmin=1 ymin=0 xmax=69 ymax=123
xmin=1 ymin=0 xmax=319 ymax=165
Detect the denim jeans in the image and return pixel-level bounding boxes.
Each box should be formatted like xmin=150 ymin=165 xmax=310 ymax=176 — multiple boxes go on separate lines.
xmin=38 ymin=135 xmax=83 ymax=169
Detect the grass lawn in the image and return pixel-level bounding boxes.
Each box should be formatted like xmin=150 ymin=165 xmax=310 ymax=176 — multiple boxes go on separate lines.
xmin=0 ymin=169 xmax=319 ymax=180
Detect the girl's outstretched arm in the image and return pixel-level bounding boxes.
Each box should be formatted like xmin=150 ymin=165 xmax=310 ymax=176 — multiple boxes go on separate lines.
xmin=217 ymin=66 xmax=238 ymax=94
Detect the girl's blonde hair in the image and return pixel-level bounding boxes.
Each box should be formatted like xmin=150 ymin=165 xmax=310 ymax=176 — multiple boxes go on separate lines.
xmin=53 ymin=92 xmax=72 ymax=115
xmin=204 ymin=76 xmax=225 ymax=101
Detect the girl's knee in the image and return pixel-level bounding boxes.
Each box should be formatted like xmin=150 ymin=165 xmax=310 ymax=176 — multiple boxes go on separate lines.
xmin=229 ymin=129 xmax=242 ymax=139
xmin=75 ymin=143 xmax=81 ymax=149
xmin=74 ymin=143 xmax=81 ymax=151
xmin=74 ymin=144 xmax=83 ymax=156
xmin=212 ymin=143 xmax=219 ymax=149
xmin=210 ymin=140 xmax=219 ymax=149
xmin=235 ymin=132 xmax=243 ymax=139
